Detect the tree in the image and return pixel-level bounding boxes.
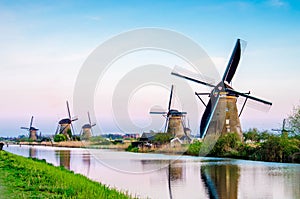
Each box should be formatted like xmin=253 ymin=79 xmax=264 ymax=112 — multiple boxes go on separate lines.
xmin=287 ymin=105 xmax=300 ymax=136
xmin=153 ymin=133 xmax=173 ymax=144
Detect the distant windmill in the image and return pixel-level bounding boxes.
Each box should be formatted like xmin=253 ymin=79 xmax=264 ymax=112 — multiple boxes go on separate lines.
xmin=150 ymin=85 xmax=187 ymax=138
xmin=172 ymin=39 xmax=272 ymax=140
xmin=21 ymin=116 xmax=39 ymax=141
xmin=272 ymin=119 xmax=293 ymax=134
xmin=55 ymin=101 xmax=78 ymax=140
xmin=80 ymin=112 xmax=96 ymax=140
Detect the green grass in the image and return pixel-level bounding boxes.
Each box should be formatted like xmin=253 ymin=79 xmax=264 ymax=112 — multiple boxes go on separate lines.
xmin=0 ymin=151 xmax=135 ymax=199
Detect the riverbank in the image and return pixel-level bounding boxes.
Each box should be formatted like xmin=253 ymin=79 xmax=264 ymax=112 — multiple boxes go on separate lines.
xmin=0 ymin=150 xmax=135 ymax=199
xmin=15 ymin=141 xmax=130 ymax=150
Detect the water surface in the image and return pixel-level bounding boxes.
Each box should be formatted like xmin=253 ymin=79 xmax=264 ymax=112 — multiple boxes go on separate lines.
xmin=4 ymin=145 xmax=300 ymax=199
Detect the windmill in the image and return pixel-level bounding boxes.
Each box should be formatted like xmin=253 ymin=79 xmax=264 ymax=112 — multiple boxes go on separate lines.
xmin=150 ymin=85 xmax=188 ymax=138
xmin=172 ymin=39 xmax=272 ymax=140
xmin=55 ymin=101 xmax=78 ymax=140
xmin=21 ymin=116 xmax=39 ymax=141
xmin=272 ymin=119 xmax=293 ymax=134
xmin=81 ymin=112 xmax=96 ymax=140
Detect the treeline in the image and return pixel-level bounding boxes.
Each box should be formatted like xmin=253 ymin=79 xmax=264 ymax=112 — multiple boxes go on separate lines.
xmin=186 ymin=129 xmax=300 ymax=163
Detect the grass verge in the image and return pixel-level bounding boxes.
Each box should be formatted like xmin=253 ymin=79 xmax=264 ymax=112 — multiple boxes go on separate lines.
xmin=0 ymin=151 xmax=135 ymax=199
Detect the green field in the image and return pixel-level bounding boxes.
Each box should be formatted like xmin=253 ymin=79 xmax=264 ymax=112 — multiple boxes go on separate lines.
xmin=0 ymin=151 xmax=135 ymax=199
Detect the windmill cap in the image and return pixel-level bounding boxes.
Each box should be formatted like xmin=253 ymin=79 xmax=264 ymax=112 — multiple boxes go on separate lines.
xmin=59 ymin=118 xmax=72 ymax=124
xmin=169 ymin=109 xmax=186 ymax=116
xmin=29 ymin=127 xmax=39 ymax=131
xmin=82 ymin=124 xmax=92 ymax=129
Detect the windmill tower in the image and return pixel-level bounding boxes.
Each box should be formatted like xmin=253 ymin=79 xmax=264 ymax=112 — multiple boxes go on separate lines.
xmin=21 ymin=116 xmax=39 ymax=141
xmin=55 ymin=101 xmax=78 ymax=140
xmin=150 ymin=85 xmax=188 ymax=138
xmin=172 ymin=39 xmax=272 ymax=141
xmin=81 ymin=112 xmax=96 ymax=140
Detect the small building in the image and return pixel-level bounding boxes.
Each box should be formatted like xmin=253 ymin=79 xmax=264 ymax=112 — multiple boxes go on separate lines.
xmin=139 ymin=132 xmax=157 ymax=142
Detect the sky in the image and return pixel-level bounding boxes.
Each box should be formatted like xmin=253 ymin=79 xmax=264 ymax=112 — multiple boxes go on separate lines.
xmin=0 ymin=0 xmax=300 ymax=137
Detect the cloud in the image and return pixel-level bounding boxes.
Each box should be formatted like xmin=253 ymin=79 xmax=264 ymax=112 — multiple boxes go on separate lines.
xmin=267 ymin=0 xmax=287 ymax=7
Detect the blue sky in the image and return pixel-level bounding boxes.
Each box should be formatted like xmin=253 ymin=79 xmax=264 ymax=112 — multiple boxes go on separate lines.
xmin=0 ymin=0 xmax=300 ymax=137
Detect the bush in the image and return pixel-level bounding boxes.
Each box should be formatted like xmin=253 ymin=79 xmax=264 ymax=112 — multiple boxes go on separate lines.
xmin=153 ymin=133 xmax=173 ymax=144
xmin=209 ymin=133 xmax=241 ymax=156
xmin=54 ymin=134 xmax=67 ymax=142
xmin=125 ymin=144 xmax=139 ymax=153
xmin=186 ymin=141 xmax=202 ymax=156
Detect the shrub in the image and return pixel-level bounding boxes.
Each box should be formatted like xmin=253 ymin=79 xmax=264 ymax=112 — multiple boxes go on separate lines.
xmin=186 ymin=141 xmax=202 ymax=156
xmin=54 ymin=134 xmax=67 ymax=142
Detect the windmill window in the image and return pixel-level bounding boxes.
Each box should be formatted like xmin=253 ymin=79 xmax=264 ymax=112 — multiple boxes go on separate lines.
xmin=226 ymin=119 xmax=230 ymax=125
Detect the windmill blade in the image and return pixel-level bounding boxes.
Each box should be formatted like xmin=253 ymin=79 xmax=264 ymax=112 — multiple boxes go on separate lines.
xmin=66 ymin=101 xmax=71 ymax=119
xmin=164 ymin=117 xmax=169 ymax=133
xmin=171 ymin=71 xmax=215 ymax=88
xmin=71 ymin=117 xmax=78 ymax=122
xmin=70 ymin=123 xmax=75 ymax=137
xmin=172 ymin=65 xmax=216 ymax=87
xmin=222 ymin=39 xmax=247 ymax=84
xmin=177 ymin=111 xmax=187 ymax=114
xmin=150 ymin=111 xmax=168 ymax=114
xmin=282 ymin=119 xmax=286 ymax=130
xmin=226 ymin=88 xmax=272 ymax=106
xmin=55 ymin=125 xmax=60 ymax=135
xmin=90 ymin=126 xmax=94 ymax=136
xmin=30 ymin=116 xmax=34 ymax=129
xmin=168 ymin=85 xmax=174 ymax=112
xmin=200 ymin=94 xmax=221 ymax=138
xmin=21 ymin=127 xmax=29 ymax=130
xmin=88 ymin=112 xmax=92 ymax=125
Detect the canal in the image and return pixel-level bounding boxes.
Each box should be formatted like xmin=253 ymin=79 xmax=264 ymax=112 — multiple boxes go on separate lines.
xmin=4 ymin=145 xmax=300 ymax=199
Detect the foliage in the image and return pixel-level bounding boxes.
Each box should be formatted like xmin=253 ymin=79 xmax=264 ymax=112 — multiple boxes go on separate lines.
xmin=253 ymin=133 xmax=300 ymax=162
xmin=207 ymin=131 xmax=300 ymax=163
xmin=288 ymin=105 xmax=300 ymax=135
xmin=243 ymin=129 xmax=270 ymax=142
xmin=89 ymin=136 xmax=111 ymax=145
xmin=209 ymin=132 xmax=241 ymax=156
xmin=153 ymin=133 xmax=173 ymax=144
xmin=72 ymin=135 xmax=81 ymax=141
xmin=243 ymin=128 xmax=260 ymax=142
xmin=125 ymin=144 xmax=139 ymax=153
xmin=54 ymin=134 xmax=67 ymax=142
xmin=0 ymin=151 xmax=134 ymax=199
xmin=186 ymin=141 xmax=202 ymax=156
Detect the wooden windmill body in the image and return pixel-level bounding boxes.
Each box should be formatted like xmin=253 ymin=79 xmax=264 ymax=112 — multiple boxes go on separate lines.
xmin=150 ymin=85 xmax=190 ymax=141
xmin=172 ymin=39 xmax=272 ymax=140
xmin=81 ymin=112 xmax=96 ymax=140
xmin=56 ymin=101 xmax=78 ymax=140
xmin=21 ymin=116 xmax=39 ymax=141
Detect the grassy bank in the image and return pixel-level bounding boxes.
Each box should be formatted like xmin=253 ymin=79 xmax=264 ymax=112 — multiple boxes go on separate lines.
xmin=0 ymin=151 xmax=135 ymax=199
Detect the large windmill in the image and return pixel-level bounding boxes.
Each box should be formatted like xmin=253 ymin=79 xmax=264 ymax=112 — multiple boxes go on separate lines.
xmin=172 ymin=39 xmax=272 ymax=140
xmin=150 ymin=85 xmax=188 ymax=138
xmin=55 ymin=101 xmax=78 ymax=140
xmin=81 ymin=112 xmax=96 ymax=140
xmin=21 ymin=116 xmax=39 ymax=141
